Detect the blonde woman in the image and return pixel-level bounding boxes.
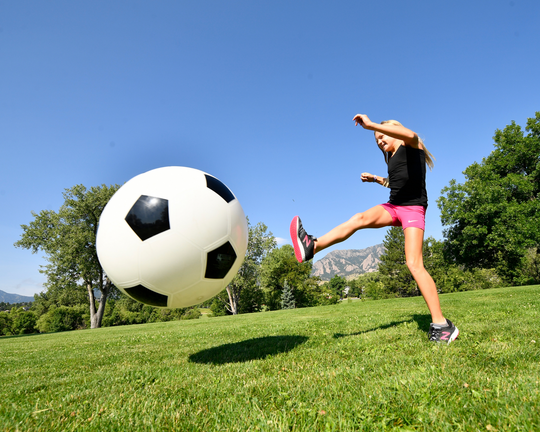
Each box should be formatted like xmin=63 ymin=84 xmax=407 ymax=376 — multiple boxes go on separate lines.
xmin=290 ymin=114 xmax=459 ymax=344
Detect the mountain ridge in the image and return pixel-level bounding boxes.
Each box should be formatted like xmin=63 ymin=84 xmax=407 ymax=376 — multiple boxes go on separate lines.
xmin=312 ymin=244 xmax=385 ymax=281
xmin=0 ymin=290 xmax=35 ymax=304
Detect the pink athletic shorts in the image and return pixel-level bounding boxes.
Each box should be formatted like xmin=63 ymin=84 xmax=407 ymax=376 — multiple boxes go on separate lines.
xmin=380 ymin=203 xmax=426 ymax=231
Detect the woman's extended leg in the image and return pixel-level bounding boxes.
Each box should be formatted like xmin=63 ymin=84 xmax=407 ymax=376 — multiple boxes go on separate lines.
xmin=314 ymin=205 xmax=394 ymax=255
xmin=403 ymin=227 xmax=445 ymax=324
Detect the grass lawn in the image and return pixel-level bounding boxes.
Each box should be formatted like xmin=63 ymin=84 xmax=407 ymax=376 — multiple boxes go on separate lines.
xmin=1 ymin=285 xmax=539 ymax=431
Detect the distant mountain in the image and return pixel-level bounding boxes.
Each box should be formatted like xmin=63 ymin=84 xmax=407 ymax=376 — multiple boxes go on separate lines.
xmin=312 ymin=244 xmax=385 ymax=281
xmin=0 ymin=290 xmax=35 ymax=304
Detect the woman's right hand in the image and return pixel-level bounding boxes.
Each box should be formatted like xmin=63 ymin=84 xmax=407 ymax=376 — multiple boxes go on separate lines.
xmin=353 ymin=114 xmax=374 ymax=130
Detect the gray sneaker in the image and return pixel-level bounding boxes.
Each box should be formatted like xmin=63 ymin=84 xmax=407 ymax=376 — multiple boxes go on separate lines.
xmin=429 ymin=319 xmax=459 ymax=344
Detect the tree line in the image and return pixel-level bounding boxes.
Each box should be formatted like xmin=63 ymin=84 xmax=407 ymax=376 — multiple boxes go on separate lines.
xmin=2 ymin=112 xmax=538 ymax=336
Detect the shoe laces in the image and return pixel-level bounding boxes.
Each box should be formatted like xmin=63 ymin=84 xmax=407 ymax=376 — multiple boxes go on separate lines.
xmin=429 ymin=326 xmax=442 ymax=341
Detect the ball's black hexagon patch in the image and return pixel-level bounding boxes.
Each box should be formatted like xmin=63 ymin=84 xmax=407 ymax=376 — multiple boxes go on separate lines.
xmin=125 ymin=195 xmax=170 ymax=241
xmin=124 ymin=284 xmax=168 ymax=307
xmin=205 ymin=174 xmax=235 ymax=203
xmin=205 ymin=241 xmax=237 ymax=279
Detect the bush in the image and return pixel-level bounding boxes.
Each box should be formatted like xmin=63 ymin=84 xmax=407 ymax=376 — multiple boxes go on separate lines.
xmin=0 ymin=308 xmax=38 ymax=335
xmin=0 ymin=312 xmax=13 ymax=336
xmin=181 ymin=308 xmax=202 ymax=320
xmin=210 ymin=298 xmax=228 ymax=317
xmin=36 ymin=305 xmax=87 ymax=333
xmin=435 ymin=266 xmax=503 ymax=293
xmin=12 ymin=310 xmax=37 ymax=335
xmin=364 ymin=280 xmax=399 ymax=300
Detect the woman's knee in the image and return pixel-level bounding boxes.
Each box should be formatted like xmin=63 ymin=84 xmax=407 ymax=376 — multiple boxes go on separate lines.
xmin=406 ymin=259 xmax=425 ymax=275
xmin=349 ymin=212 xmax=367 ymax=229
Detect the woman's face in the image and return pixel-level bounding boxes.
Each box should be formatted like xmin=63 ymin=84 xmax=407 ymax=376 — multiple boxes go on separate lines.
xmin=374 ymin=132 xmax=400 ymax=154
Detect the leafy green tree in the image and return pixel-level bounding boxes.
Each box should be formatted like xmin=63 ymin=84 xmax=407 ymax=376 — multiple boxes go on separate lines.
xmin=180 ymin=308 xmax=202 ymax=320
xmin=31 ymin=280 xmax=89 ymax=318
xmin=11 ymin=308 xmax=38 ymax=334
xmin=210 ymin=297 xmax=228 ymax=317
xmin=0 ymin=307 xmax=38 ymax=335
xmin=0 ymin=312 xmax=12 ymax=335
xmin=15 ymin=184 xmax=120 ymax=328
xmin=378 ymin=227 xmax=417 ymax=296
xmin=438 ymin=112 xmax=540 ymax=283
xmin=35 ymin=305 xmax=87 ymax=333
xmin=259 ymin=244 xmax=316 ymax=309
xmin=522 ymin=247 xmax=540 ymax=285
xmin=100 ymin=294 xmax=191 ymax=326
xmin=224 ymin=220 xmax=276 ymax=314
xmin=348 ymin=272 xmax=381 ymax=298
xmin=328 ymin=275 xmax=347 ymax=300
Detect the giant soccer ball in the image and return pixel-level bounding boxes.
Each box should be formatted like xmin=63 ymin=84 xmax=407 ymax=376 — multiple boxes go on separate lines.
xmin=96 ymin=167 xmax=248 ymax=308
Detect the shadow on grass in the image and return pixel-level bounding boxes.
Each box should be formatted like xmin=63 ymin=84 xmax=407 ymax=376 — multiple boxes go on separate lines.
xmin=0 ymin=332 xmax=47 ymax=340
xmin=188 ymin=335 xmax=309 ymax=365
xmin=333 ymin=314 xmax=433 ymax=339
xmin=411 ymin=314 xmax=432 ymax=332
xmin=332 ymin=320 xmax=411 ymax=339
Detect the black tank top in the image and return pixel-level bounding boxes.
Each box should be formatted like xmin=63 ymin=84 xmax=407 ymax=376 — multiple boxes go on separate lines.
xmin=387 ymin=145 xmax=428 ymax=208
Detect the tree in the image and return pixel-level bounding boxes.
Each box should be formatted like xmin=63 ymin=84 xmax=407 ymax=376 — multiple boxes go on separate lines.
xmin=522 ymin=247 xmax=540 ymax=285
xmin=223 ymin=220 xmax=276 ymax=314
xmin=259 ymin=244 xmax=316 ymax=310
xmin=31 ymin=279 xmax=89 ymax=318
xmin=15 ymin=184 xmax=120 ymax=328
xmin=377 ymin=227 xmax=418 ymax=296
xmin=327 ymin=275 xmax=347 ymax=300
xmin=438 ymin=112 xmax=540 ymax=284
xmin=280 ymin=281 xmax=296 ymax=309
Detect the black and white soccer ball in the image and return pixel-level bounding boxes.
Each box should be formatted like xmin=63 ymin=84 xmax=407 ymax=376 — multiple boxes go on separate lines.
xmin=96 ymin=167 xmax=248 ymax=308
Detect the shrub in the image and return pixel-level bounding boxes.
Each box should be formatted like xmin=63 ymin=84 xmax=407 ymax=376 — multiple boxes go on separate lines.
xmin=36 ymin=305 xmax=87 ymax=333
xmin=0 ymin=312 xmax=13 ymax=336
xmin=210 ymin=298 xmax=228 ymax=317
xmin=364 ymin=280 xmax=399 ymax=300
xmin=12 ymin=310 xmax=37 ymax=335
xmin=181 ymin=308 xmax=202 ymax=320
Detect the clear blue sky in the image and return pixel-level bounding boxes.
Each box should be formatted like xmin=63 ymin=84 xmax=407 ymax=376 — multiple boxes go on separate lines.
xmin=1 ymin=1 xmax=539 ymax=297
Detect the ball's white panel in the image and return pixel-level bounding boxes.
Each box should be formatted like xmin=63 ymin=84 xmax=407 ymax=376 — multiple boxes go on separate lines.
xmin=170 ymin=188 xmax=230 ymax=248
xmin=169 ymin=279 xmax=225 ymax=308
xmin=138 ymin=231 xmax=203 ymax=293
xmin=96 ymin=185 xmax=143 ymax=286
xmin=228 ymin=199 xmax=249 ymax=257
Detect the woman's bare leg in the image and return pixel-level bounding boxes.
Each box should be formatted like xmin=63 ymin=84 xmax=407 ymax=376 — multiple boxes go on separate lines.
xmin=403 ymin=227 xmax=446 ymax=324
xmin=314 ymin=205 xmax=394 ymax=255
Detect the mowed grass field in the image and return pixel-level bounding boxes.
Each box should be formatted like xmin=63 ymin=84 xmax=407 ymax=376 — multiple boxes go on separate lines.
xmin=2 ymin=286 xmax=539 ymax=431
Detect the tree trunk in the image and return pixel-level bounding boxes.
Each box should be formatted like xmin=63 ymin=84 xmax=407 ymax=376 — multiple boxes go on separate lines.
xmin=93 ymin=289 xmax=108 ymax=328
xmin=226 ymin=285 xmax=238 ymax=315
xmin=87 ymin=282 xmax=98 ymax=328
xmin=88 ymin=279 xmax=111 ymax=329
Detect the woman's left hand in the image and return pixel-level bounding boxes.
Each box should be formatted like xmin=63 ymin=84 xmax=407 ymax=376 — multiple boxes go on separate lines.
xmin=361 ymin=172 xmax=375 ymax=183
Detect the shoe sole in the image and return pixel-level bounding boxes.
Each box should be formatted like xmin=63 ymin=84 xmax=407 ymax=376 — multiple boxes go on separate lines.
xmin=446 ymin=327 xmax=459 ymax=344
xmin=290 ymin=216 xmax=304 ymax=263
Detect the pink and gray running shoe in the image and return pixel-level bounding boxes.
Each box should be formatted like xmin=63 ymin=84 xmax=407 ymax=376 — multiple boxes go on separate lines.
xmin=290 ymin=216 xmax=316 ymax=263
xmin=429 ymin=319 xmax=459 ymax=344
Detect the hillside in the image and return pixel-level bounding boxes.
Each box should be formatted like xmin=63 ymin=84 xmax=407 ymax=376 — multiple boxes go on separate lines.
xmin=311 ymin=244 xmax=384 ymax=281
xmin=1 ymin=286 xmax=538 ymax=431
xmin=0 ymin=290 xmax=35 ymax=304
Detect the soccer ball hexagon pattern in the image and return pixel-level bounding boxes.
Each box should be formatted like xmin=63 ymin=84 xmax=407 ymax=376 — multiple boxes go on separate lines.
xmin=96 ymin=167 xmax=248 ymax=308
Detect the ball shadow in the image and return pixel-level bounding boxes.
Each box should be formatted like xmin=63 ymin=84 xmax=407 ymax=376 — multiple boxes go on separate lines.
xmin=188 ymin=335 xmax=309 ymax=365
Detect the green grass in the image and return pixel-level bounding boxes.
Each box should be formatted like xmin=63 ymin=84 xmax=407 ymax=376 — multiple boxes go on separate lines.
xmin=2 ymin=286 xmax=539 ymax=431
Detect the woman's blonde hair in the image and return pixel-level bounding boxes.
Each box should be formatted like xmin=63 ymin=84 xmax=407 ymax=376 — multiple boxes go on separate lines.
xmin=379 ymin=120 xmax=435 ymax=170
